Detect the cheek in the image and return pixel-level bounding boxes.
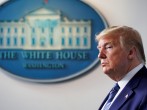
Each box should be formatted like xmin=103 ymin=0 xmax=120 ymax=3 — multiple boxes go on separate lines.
xmin=108 ymin=53 xmax=125 ymax=65
xmin=111 ymin=53 xmax=128 ymax=67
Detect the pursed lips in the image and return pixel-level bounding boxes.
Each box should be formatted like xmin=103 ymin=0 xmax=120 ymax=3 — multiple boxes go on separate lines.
xmin=101 ymin=62 xmax=108 ymax=67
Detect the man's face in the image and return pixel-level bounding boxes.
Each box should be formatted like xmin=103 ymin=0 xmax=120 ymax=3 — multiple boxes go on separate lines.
xmin=97 ymin=35 xmax=129 ymax=77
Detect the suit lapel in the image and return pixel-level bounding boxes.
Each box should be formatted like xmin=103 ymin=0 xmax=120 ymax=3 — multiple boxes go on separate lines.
xmin=109 ymin=87 xmax=134 ymax=110
xmin=109 ymin=66 xmax=145 ymax=110
xmin=98 ymin=94 xmax=109 ymax=109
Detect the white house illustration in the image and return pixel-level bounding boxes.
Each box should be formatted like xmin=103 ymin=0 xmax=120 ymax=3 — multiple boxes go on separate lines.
xmin=0 ymin=8 xmax=91 ymax=50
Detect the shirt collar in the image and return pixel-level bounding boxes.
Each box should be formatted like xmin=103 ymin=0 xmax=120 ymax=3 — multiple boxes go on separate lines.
xmin=117 ymin=63 xmax=143 ymax=89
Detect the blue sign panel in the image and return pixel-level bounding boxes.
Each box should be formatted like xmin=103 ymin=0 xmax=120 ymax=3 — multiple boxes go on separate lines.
xmin=0 ymin=0 xmax=108 ymax=82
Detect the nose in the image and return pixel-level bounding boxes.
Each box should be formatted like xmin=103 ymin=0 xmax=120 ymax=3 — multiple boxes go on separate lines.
xmin=98 ymin=50 xmax=106 ymax=59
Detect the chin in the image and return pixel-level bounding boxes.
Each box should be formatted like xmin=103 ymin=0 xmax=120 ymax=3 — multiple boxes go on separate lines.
xmin=103 ymin=71 xmax=109 ymax=75
xmin=102 ymin=68 xmax=111 ymax=75
xmin=103 ymin=70 xmax=111 ymax=77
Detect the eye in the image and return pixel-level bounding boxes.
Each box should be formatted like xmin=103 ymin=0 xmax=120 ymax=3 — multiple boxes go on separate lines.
xmin=105 ymin=45 xmax=113 ymax=50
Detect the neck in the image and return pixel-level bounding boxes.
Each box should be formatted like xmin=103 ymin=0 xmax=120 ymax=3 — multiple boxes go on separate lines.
xmin=110 ymin=61 xmax=142 ymax=82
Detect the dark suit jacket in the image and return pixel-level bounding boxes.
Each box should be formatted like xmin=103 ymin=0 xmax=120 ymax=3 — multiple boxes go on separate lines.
xmin=98 ymin=66 xmax=147 ymax=110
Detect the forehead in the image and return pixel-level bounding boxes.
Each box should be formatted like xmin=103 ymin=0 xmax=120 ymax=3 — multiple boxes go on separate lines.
xmin=98 ymin=35 xmax=119 ymax=46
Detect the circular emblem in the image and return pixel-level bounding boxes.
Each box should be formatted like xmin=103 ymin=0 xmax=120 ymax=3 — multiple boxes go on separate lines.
xmin=0 ymin=0 xmax=108 ymax=82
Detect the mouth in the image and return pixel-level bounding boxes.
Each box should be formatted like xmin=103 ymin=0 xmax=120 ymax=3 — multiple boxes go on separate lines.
xmin=101 ymin=62 xmax=108 ymax=67
xmin=101 ymin=64 xmax=106 ymax=67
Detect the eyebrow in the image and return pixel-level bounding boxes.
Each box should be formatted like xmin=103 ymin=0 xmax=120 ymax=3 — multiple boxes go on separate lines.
xmin=98 ymin=41 xmax=113 ymax=49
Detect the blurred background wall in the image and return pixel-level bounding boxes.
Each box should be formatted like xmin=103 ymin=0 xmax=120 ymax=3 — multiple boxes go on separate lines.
xmin=0 ymin=0 xmax=147 ymax=110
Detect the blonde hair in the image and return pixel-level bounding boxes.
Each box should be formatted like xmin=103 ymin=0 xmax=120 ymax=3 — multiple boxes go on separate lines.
xmin=96 ymin=26 xmax=146 ymax=64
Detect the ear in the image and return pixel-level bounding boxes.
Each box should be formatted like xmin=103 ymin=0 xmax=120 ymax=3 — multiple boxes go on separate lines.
xmin=128 ymin=47 xmax=136 ymax=60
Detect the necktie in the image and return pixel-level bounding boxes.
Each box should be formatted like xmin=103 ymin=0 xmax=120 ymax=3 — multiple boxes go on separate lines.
xmin=103 ymin=83 xmax=120 ymax=110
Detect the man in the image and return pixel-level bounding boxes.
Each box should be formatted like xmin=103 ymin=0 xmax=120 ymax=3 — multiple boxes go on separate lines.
xmin=96 ymin=26 xmax=147 ymax=110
